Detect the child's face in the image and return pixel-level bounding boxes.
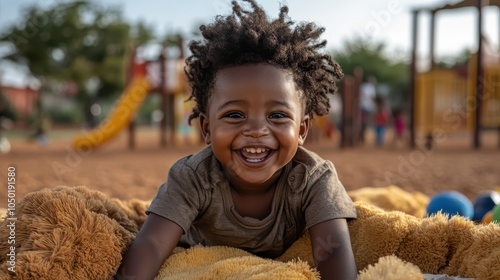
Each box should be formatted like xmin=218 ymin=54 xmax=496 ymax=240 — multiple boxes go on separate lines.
xmin=200 ymin=64 xmax=310 ymax=188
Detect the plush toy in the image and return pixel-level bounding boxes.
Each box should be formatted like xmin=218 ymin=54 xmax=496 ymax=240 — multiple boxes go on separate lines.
xmin=357 ymin=255 xmax=424 ymax=280
xmin=0 ymin=186 xmax=142 ymax=279
xmin=348 ymin=201 xmax=500 ymax=278
xmin=348 ymin=185 xmax=429 ymax=217
xmin=277 ymin=200 xmax=500 ymax=279
xmin=1 ymin=186 xmax=499 ymax=280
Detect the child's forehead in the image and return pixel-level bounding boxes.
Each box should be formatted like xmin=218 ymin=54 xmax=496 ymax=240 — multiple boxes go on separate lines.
xmin=206 ymin=64 xmax=307 ymax=108
xmin=213 ymin=64 xmax=299 ymax=93
xmin=215 ymin=64 xmax=294 ymax=81
xmin=211 ymin=64 xmax=301 ymax=97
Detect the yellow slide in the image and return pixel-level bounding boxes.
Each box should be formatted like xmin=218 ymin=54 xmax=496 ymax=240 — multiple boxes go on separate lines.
xmin=72 ymin=77 xmax=152 ymax=151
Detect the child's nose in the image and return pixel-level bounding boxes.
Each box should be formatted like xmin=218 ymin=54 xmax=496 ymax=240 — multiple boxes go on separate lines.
xmin=242 ymin=118 xmax=270 ymax=138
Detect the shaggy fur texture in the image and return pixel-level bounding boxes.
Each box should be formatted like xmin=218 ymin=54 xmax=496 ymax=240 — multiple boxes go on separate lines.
xmin=350 ymin=202 xmax=500 ymax=279
xmin=156 ymin=246 xmax=319 ymax=279
xmin=348 ymin=185 xmax=430 ymax=217
xmin=0 ymin=186 xmax=145 ymax=280
xmin=357 ymin=255 xmax=424 ymax=280
xmin=1 ymin=186 xmax=500 ymax=280
xmin=274 ymin=200 xmax=500 ymax=280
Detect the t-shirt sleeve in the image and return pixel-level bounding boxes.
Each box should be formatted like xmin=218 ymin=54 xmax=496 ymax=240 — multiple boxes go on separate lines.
xmin=302 ymin=161 xmax=357 ymax=229
xmin=146 ymin=159 xmax=202 ymax=233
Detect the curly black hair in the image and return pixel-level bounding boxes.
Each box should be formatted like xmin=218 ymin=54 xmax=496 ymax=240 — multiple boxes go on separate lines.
xmin=185 ymin=0 xmax=343 ymax=123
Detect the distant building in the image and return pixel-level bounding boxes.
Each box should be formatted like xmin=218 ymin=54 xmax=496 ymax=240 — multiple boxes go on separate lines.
xmin=1 ymin=85 xmax=39 ymax=118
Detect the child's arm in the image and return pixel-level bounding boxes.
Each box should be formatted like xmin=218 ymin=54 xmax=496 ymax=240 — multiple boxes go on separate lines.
xmin=309 ymin=218 xmax=357 ymax=280
xmin=114 ymin=213 xmax=183 ymax=280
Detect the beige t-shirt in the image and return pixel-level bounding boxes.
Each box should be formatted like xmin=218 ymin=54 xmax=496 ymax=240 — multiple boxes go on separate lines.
xmin=147 ymin=146 xmax=356 ymax=258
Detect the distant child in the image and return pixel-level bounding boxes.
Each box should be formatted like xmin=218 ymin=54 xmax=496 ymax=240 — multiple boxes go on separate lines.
xmin=35 ymin=114 xmax=51 ymax=148
xmin=358 ymin=76 xmax=377 ymax=143
xmin=392 ymin=108 xmax=405 ymax=148
xmin=116 ymin=1 xmax=357 ymax=279
xmin=374 ymin=97 xmax=389 ymax=147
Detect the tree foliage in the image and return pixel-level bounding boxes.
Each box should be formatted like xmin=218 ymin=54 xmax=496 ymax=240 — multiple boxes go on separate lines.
xmin=436 ymin=48 xmax=471 ymax=68
xmin=0 ymin=1 xmax=155 ymax=101
xmin=331 ymin=37 xmax=409 ymax=106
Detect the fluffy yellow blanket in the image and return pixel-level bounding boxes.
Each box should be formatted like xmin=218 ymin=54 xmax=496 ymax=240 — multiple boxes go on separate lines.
xmin=0 ymin=186 xmax=499 ymax=280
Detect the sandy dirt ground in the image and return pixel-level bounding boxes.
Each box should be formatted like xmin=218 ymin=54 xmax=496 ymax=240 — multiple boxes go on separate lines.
xmin=1 ymin=127 xmax=499 ymax=205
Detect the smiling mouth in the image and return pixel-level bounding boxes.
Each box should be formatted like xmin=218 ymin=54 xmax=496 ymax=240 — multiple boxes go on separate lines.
xmin=239 ymin=147 xmax=273 ymax=163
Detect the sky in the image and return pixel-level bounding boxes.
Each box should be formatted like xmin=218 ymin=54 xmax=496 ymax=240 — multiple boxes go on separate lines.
xmin=0 ymin=0 xmax=499 ymax=87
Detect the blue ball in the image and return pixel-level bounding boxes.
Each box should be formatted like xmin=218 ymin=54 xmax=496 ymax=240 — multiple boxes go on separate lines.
xmin=472 ymin=191 xmax=500 ymax=221
xmin=426 ymin=191 xmax=474 ymax=219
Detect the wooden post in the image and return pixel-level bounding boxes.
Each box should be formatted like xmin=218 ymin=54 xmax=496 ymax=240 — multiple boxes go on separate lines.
xmin=498 ymin=6 xmax=500 ymax=149
xmin=128 ymin=115 xmax=136 ymax=149
xmin=498 ymin=127 xmax=500 ymax=149
xmin=430 ymin=11 xmax=436 ymax=69
xmin=168 ymin=94 xmax=175 ymax=144
xmin=353 ymin=67 xmax=363 ymax=146
xmin=474 ymin=0 xmax=484 ymax=149
xmin=127 ymin=47 xmax=137 ymax=150
xmin=341 ymin=76 xmax=354 ymax=148
xmin=159 ymin=45 xmax=168 ymax=148
xmin=409 ymin=9 xmax=419 ymax=149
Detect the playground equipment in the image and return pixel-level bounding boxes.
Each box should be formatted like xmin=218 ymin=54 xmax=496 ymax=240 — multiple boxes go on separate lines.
xmin=409 ymin=0 xmax=500 ymax=149
xmin=340 ymin=67 xmax=363 ymax=148
xmin=72 ymin=77 xmax=152 ymax=150
xmin=72 ymin=40 xmax=192 ymax=151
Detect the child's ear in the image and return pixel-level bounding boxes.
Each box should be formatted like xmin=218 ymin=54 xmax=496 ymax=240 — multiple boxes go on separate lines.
xmin=298 ymin=115 xmax=310 ymax=146
xmin=199 ymin=113 xmax=211 ymax=145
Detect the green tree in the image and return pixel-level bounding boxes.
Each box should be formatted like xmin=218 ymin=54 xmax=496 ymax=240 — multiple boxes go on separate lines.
xmin=436 ymin=48 xmax=472 ymax=68
xmin=0 ymin=1 xmax=155 ymax=126
xmin=332 ymin=37 xmax=409 ymax=107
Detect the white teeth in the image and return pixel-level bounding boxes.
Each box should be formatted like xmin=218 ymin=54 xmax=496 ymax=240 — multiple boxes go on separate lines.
xmin=246 ymin=158 xmax=264 ymax=163
xmin=243 ymin=147 xmax=268 ymax=154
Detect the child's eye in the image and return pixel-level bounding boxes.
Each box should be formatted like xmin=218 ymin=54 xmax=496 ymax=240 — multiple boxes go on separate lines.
xmin=269 ymin=112 xmax=288 ymax=119
xmin=224 ymin=112 xmax=245 ymax=119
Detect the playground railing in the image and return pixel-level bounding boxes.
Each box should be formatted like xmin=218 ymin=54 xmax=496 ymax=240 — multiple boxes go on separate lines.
xmin=415 ymin=68 xmax=468 ymax=135
xmin=467 ymin=56 xmax=500 ymax=128
xmin=415 ymin=56 xmax=500 ymax=138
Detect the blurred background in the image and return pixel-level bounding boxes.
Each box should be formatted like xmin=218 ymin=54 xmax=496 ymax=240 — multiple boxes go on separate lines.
xmin=0 ymin=0 xmax=499 ymax=205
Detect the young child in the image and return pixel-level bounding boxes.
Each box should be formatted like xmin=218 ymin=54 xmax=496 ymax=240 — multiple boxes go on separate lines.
xmin=116 ymin=1 xmax=357 ymax=279
xmin=374 ymin=97 xmax=389 ymax=147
